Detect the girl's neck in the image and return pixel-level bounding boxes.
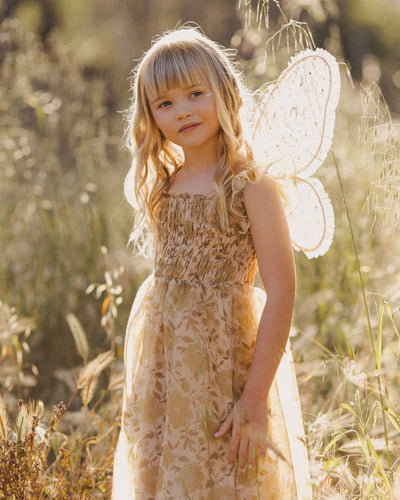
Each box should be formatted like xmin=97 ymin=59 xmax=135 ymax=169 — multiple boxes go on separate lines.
xmin=170 ymin=152 xmax=219 ymax=195
xmin=181 ymin=140 xmax=219 ymax=172
xmin=182 ymin=157 xmax=218 ymax=173
xmin=182 ymin=154 xmax=218 ymax=172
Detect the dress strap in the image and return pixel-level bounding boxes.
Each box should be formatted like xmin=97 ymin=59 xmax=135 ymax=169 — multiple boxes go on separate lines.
xmin=231 ymin=168 xmax=263 ymax=194
xmin=231 ymin=167 xmax=266 ymax=233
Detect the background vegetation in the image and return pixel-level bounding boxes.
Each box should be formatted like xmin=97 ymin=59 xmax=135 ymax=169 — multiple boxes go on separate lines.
xmin=1 ymin=0 xmax=400 ymax=498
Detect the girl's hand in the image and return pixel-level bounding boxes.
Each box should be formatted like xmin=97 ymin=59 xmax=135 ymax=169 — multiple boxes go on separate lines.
xmin=213 ymin=397 xmax=269 ymax=472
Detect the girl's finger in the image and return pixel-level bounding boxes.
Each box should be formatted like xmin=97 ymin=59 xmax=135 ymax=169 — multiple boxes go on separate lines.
xmin=259 ymin=442 xmax=266 ymax=460
xmin=248 ymin=440 xmax=257 ymax=470
xmin=238 ymin=433 xmax=249 ymax=471
xmin=228 ymin=423 xmax=241 ymax=464
xmin=213 ymin=409 xmax=233 ymax=438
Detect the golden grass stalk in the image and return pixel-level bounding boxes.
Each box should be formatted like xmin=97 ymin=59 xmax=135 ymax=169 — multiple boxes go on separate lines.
xmin=0 ymin=396 xmax=9 ymax=439
xmin=333 ymin=151 xmax=392 ymax=473
xmin=66 ymin=313 xmax=90 ymax=364
xmin=77 ymin=350 xmax=114 ymax=406
xmin=361 ymin=84 xmax=400 ymax=230
xmin=15 ymin=400 xmax=44 ymax=442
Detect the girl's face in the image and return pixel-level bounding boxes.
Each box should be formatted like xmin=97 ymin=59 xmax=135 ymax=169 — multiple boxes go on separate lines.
xmin=148 ymin=80 xmax=221 ymax=157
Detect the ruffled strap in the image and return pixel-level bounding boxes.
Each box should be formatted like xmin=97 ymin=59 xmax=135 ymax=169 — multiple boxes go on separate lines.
xmin=230 ymin=167 xmax=266 ymax=233
xmin=231 ymin=167 xmax=263 ymax=193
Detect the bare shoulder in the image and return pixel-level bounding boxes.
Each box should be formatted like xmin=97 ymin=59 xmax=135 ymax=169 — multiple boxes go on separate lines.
xmin=242 ymin=174 xmax=285 ymax=221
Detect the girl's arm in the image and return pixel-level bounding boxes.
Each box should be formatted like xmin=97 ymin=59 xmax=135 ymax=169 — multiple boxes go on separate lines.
xmin=242 ymin=174 xmax=296 ymax=400
xmin=214 ymin=174 xmax=296 ymax=471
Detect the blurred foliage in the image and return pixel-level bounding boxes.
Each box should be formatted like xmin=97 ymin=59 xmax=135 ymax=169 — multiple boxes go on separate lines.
xmin=238 ymin=0 xmax=400 ymax=113
xmin=1 ymin=0 xmax=242 ymax=111
xmin=0 ymin=265 xmax=122 ymax=498
xmin=0 ymin=300 xmax=36 ymax=398
xmin=2 ymin=0 xmax=400 ymax=112
xmin=0 ymin=17 xmax=135 ymax=401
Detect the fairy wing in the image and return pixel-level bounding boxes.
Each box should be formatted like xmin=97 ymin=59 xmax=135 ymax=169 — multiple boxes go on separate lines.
xmin=252 ymin=48 xmax=340 ymax=258
xmin=281 ymin=176 xmax=335 ymax=258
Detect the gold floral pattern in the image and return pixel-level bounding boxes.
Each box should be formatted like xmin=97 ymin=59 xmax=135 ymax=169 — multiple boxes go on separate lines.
xmin=112 ymin=184 xmax=312 ymax=499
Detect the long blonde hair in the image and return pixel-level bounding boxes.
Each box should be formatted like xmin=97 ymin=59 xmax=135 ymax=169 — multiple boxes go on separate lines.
xmin=124 ymin=27 xmax=255 ymax=255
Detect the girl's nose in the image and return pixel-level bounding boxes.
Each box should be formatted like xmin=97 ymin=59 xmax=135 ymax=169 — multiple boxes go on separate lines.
xmin=176 ymin=104 xmax=192 ymax=120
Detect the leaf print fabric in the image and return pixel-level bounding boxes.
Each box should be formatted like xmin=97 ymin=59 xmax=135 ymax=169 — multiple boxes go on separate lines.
xmin=112 ymin=185 xmax=312 ymax=500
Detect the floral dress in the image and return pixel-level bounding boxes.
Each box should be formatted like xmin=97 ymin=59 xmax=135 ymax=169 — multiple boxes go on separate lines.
xmin=112 ymin=175 xmax=312 ymax=500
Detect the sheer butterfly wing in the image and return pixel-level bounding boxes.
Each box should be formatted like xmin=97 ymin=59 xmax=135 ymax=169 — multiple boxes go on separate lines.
xmin=252 ymin=49 xmax=340 ymax=258
xmin=279 ymin=176 xmax=335 ymax=258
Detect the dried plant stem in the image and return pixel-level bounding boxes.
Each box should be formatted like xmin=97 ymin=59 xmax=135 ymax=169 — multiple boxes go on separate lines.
xmin=332 ymin=150 xmax=392 ymax=477
xmin=271 ymin=4 xmax=314 ymax=53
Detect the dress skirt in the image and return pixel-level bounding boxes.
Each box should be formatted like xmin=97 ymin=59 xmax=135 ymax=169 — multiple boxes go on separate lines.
xmin=112 ymin=274 xmax=312 ymax=499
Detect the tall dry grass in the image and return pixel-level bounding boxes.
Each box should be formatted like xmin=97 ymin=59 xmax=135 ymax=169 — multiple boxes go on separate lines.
xmin=0 ymin=266 xmax=124 ymax=499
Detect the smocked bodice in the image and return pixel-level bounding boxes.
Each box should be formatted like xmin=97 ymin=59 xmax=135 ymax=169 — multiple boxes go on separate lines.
xmin=154 ymin=192 xmax=257 ymax=284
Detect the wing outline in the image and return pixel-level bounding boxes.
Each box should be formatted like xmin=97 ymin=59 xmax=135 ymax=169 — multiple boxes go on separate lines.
xmin=252 ymin=48 xmax=340 ymax=258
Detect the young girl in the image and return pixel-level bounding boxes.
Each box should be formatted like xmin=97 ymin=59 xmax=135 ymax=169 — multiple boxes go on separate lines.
xmin=112 ymin=27 xmax=312 ymax=499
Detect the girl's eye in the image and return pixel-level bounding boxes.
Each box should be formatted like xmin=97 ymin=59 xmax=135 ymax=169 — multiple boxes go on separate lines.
xmin=191 ymin=91 xmax=202 ymax=98
xmin=158 ymin=100 xmax=172 ymax=109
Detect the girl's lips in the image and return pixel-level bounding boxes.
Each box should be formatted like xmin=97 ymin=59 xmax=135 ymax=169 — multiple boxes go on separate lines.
xmin=178 ymin=123 xmax=200 ymax=133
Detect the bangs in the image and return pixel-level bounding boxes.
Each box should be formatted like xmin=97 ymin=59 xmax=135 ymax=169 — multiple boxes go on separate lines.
xmin=142 ymin=47 xmax=211 ymax=98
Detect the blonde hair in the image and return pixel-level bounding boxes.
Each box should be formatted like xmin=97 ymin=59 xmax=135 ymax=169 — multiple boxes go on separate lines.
xmin=124 ymin=27 xmax=255 ymax=255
